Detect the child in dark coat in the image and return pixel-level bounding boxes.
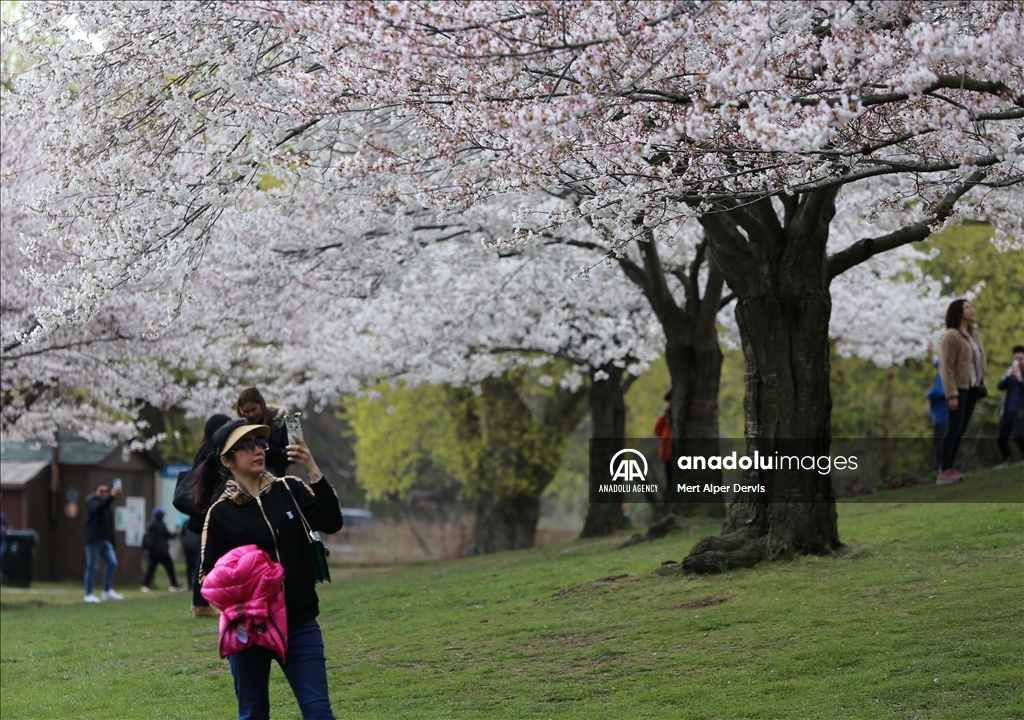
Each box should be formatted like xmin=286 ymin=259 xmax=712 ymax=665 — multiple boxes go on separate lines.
xmin=142 ymin=508 xmax=182 ymax=592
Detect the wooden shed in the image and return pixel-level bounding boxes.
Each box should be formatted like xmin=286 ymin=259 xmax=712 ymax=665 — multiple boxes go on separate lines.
xmin=0 ymin=434 xmax=161 ymax=585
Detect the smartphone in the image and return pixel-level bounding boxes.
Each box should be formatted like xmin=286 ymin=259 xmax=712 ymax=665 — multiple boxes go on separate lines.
xmin=112 ymin=478 xmax=122 ymax=491
xmin=284 ymin=412 xmax=303 ymax=441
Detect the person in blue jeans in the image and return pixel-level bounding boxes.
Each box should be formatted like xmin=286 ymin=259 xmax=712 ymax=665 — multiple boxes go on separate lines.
xmin=83 ymin=481 xmax=123 ymax=602
xmin=199 ymin=419 xmax=344 ymax=720
xmin=926 ymin=358 xmax=948 ymax=471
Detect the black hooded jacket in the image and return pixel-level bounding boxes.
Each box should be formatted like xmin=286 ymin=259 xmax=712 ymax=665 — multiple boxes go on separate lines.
xmin=200 ymin=475 xmax=343 ymax=627
xmin=144 ymin=517 xmax=175 ymax=556
xmin=84 ymin=493 xmax=116 ymax=546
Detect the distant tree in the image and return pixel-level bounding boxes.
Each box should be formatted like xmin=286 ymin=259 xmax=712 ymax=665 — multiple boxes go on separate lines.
xmin=347 ymin=367 xmax=588 ymax=555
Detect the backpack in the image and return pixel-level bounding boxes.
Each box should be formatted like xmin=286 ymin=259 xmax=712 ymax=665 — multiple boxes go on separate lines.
xmin=142 ymin=525 xmax=155 ymax=551
xmin=172 ymin=469 xmax=197 ymax=517
xmin=174 ymin=468 xmax=221 ymax=533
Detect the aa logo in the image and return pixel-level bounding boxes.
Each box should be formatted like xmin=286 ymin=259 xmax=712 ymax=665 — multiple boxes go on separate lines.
xmin=609 ymin=449 xmax=648 ymax=483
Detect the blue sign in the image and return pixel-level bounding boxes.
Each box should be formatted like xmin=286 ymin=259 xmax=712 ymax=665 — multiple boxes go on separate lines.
xmin=161 ymin=463 xmax=192 ymax=478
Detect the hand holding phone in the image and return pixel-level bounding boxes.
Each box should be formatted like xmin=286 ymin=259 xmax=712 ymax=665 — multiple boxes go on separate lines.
xmin=285 ymin=430 xmax=323 ymax=482
xmin=284 ymin=412 xmax=303 ymax=442
xmin=111 ymin=478 xmax=123 ymax=496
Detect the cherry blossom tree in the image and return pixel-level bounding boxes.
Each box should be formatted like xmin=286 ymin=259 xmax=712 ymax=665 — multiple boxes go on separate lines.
xmin=223 ymin=0 xmax=1017 ymax=569
xmin=3 ymin=2 xmax=1019 ymax=566
xmin=317 ymin=201 xmax=665 ymax=549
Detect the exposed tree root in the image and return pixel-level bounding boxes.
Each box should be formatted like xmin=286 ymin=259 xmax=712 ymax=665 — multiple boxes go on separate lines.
xmin=619 ymin=514 xmax=679 ymax=548
xmin=662 ymin=529 xmax=767 ymax=574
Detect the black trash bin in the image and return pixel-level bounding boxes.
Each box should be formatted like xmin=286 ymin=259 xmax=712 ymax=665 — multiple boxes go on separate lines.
xmin=2 ymin=530 xmax=38 ymax=588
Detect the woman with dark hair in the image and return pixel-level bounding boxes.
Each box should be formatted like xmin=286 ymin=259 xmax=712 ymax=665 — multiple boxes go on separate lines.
xmin=177 ymin=412 xmax=233 ymax=617
xmin=185 ymin=414 xmax=233 ymax=517
xmin=236 ymin=387 xmax=291 ymax=477
xmin=198 ymin=418 xmax=343 ymax=720
xmin=937 ymin=299 xmax=986 ymax=485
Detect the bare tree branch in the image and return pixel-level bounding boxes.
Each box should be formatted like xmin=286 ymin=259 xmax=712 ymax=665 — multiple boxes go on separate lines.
xmin=827 ymin=170 xmax=988 ymax=279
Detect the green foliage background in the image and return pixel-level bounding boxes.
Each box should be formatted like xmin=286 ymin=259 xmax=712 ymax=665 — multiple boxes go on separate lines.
xmin=343 ymin=363 xmax=587 ymax=507
xmin=343 ymin=382 xmax=451 ymax=502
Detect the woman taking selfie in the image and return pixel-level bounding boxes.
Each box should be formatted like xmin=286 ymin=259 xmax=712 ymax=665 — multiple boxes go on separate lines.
xmin=938 ymin=299 xmax=986 ymax=485
xmin=235 ymin=387 xmax=292 ymax=477
xmin=199 ymin=418 xmax=343 ymax=720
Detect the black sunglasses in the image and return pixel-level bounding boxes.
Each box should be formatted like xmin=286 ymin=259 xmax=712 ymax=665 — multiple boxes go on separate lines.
xmin=232 ymin=437 xmax=269 ymax=454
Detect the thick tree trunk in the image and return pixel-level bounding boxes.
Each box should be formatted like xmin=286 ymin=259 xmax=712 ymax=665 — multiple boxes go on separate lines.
xmin=585 ymin=231 xmax=727 ymax=535
xmin=663 ymin=307 xmax=726 ymax=519
xmin=580 ymin=364 xmax=627 ymax=537
xmin=466 ymin=492 xmax=541 ymax=556
xmin=684 ymin=192 xmax=841 ymax=572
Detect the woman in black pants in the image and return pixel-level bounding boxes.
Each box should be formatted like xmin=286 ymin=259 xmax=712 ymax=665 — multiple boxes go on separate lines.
xmin=938 ymin=299 xmax=986 ymax=485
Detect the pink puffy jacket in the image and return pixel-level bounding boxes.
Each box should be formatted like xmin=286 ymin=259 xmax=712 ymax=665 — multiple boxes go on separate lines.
xmin=201 ymin=544 xmax=288 ymax=662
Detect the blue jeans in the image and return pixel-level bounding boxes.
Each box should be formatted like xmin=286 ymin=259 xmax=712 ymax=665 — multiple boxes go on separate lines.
xmin=227 ymin=619 xmax=334 ymax=720
xmin=84 ymin=541 xmax=118 ymax=595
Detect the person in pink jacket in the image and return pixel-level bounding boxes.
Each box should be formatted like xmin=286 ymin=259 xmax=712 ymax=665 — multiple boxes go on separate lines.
xmin=198 ymin=419 xmax=343 ymax=720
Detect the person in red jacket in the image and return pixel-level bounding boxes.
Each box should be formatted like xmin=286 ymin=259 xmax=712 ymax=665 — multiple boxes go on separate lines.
xmin=654 ymin=391 xmax=673 ymax=485
xmin=198 ymin=419 xmax=344 ymax=720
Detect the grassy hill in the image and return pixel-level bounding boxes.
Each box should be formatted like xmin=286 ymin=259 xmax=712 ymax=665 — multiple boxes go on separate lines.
xmin=1 ymin=466 xmax=1021 ymax=719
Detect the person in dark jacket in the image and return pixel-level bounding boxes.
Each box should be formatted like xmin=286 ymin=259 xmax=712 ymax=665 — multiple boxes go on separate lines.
xmin=236 ymin=387 xmax=292 ymax=478
xmin=0 ymin=509 xmax=8 ymax=577
xmin=141 ymin=508 xmax=181 ymax=592
xmin=83 ymin=480 xmax=122 ymax=603
xmin=0 ymin=509 xmax=8 ymax=564
xmin=177 ymin=412 xmax=232 ymax=617
xmin=199 ymin=418 xmax=343 ymax=720
xmin=996 ymin=345 xmax=1024 ymax=465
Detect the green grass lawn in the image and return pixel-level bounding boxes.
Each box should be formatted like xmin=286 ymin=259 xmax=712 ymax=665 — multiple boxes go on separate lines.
xmin=2 ymin=467 xmax=1021 ymax=719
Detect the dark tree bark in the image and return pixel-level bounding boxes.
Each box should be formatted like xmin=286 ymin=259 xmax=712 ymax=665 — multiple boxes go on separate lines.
xmin=573 ymin=169 xmax=987 ymax=547
xmin=629 ymin=232 xmax=727 ymax=519
xmin=580 ymin=363 xmax=629 ymax=537
xmin=466 ymin=492 xmax=541 ymax=555
xmin=683 ymin=191 xmax=842 ymax=572
xmin=675 ymin=171 xmax=989 ymax=573
xmin=463 ymin=372 xmax=588 ymax=556
xmin=573 ymin=231 xmax=733 ymax=536
xmin=567 ymin=222 xmax=728 ymax=536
